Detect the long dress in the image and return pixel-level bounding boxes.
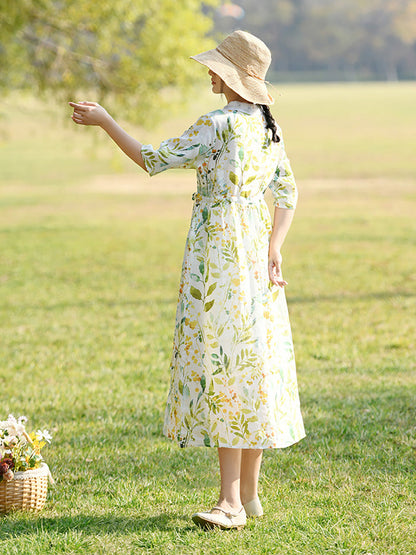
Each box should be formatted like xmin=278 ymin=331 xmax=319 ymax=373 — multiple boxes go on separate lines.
xmin=141 ymin=100 xmax=305 ymax=449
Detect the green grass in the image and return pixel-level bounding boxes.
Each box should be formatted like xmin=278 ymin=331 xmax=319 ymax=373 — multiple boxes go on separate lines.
xmin=0 ymin=84 xmax=415 ymax=553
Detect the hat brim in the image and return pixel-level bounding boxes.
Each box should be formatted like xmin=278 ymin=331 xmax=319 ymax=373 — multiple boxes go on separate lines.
xmin=191 ymin=48 xmax=274 ymax=106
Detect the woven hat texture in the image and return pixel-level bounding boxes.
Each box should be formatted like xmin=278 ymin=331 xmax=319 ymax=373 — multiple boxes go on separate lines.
xmin=191 ymin=30 xmax=274 ymax=105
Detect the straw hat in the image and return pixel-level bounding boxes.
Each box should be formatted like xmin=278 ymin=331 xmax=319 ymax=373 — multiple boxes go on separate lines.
xmin=191 ymin=30 xmax=274 ymax=105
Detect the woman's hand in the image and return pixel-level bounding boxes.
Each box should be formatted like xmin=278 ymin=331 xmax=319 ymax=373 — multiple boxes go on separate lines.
xmin=69 ymin=101 xmax=109 ymax=127
xmin=68 ymin=101 xmax=147 ymax=170
xmin=268 ymin=248 xmax=288 ymax=288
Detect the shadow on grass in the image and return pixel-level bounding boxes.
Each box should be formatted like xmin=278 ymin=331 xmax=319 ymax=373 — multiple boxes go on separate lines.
xmin=0 ymin=287 xmax=414 ymax=313
xmin=0 ymin=512 xmax=194 ymax=538
xmin=294 ymin=382 xmax=416 ymax=475
xmin=289 ymin=288 xmax=415 ymax=304
xmin=51 ymin=380 xmax=416 ymax=487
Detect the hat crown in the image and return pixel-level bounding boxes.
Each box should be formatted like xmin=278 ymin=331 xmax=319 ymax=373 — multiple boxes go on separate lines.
xmin=190 ymin=29 xmax=274 ymax=105
xmin=216 ymin=30 xmax=271 ymax=80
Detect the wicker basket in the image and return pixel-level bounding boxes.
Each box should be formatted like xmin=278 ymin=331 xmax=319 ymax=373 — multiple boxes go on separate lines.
xmin=0 ymin=463 xmax=51 ymax=514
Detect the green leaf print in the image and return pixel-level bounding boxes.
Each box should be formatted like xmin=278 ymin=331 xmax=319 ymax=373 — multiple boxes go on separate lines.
xmin=204 ymin=300 xmax=214 ymax=312
xmin=207 ymin=283 xmax=217 ymax=296
xmin=217 ymin=324 xmax=226 ymax=336
xmin=199 ymin=260 xmax=205 ymax=276
xmin=190 ymin=273 xmax=201 ymax=282
xmin=203 ymin=434 xmax=211 ymax=447
xmin=224 ymin=353 xmax=230 ymax=370
xmin=229 ymin=171 xmax=239 ymax=186
xmin=190 ymin=286 xmax=202 ymax=300
xmin=202 ymin=206 xmax=208 ymax=223
xmin=200 ymin=374 xmax=206 ymax=392
xmin=238 ymin=147 xmax=244 ymax=161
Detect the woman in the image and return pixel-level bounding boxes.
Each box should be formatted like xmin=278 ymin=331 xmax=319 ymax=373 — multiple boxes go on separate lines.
xmin=69 ymin=30 xmax=305 ymax=531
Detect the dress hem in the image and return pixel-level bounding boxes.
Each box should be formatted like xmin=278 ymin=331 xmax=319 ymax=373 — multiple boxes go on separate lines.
xmin=164 ymin=432 xmax=306 ymax=450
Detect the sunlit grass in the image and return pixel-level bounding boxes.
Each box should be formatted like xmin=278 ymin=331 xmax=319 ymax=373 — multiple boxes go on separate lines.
xmin=1 ymin=82 xmax=415 ymax=186
xmin=0 ymin=85 xmax=415 ymax=553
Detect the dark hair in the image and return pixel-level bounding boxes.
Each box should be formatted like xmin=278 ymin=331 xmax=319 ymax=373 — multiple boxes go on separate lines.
xmin=258 ymin=104 xmax=280 ymax=143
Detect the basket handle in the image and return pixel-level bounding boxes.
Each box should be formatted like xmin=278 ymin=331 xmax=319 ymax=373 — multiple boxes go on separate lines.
xmin=47 ymin=467 xmax=55 ymax=485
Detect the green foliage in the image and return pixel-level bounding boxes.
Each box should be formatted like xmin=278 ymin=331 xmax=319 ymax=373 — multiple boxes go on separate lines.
xmin=0 ymin=0 xmax=219 ymax=125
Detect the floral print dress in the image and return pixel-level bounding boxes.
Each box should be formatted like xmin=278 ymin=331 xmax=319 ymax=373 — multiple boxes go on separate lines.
xmin=141 ymin=101 xmax=305 ymax=449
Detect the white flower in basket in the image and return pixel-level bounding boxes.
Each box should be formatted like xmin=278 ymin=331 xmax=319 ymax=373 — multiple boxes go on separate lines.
xmin=0 ymin=415 xmax=54 ymax=514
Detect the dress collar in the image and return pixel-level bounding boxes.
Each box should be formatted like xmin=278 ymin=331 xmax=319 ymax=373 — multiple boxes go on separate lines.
xmin=224 ymin=101 xmax=260 ymax=115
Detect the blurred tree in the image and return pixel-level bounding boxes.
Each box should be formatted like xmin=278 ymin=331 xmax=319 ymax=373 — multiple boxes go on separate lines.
xmin=352 ymin=0 xmax=416 ymax=80
xmin=300 ymin=0 xmax=416 ymax=80
xmin=0 ymin=0 xmax=219 ymax=125
xmin=213 ymin=0 xmax=416 ymax=81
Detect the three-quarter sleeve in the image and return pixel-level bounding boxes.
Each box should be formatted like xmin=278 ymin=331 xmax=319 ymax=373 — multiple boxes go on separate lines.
xmin=141 ymin=115 xmax=216 ymax=176
xmin=268 ymin=139 xmax=298 ymax=210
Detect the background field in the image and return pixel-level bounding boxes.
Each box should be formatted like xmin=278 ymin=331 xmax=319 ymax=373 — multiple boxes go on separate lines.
xmin=0 ymin=83 xmax=415 ymax=554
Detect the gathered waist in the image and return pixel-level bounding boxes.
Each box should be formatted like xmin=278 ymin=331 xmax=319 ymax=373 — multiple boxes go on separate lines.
xmin=192 ymin=191 xmax=264 ymax=207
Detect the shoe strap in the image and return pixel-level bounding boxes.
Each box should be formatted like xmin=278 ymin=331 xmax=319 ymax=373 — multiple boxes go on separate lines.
xmin=211 ymin=506 xmax=244 ymax=518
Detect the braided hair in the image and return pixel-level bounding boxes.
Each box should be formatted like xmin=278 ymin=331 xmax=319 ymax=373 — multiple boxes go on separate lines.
xmin=258 ymin=104 xmax=280 ymax=143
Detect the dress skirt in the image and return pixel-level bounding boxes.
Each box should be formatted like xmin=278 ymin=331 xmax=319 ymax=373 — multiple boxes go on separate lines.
xmin=163 ymin=193 xmax=305 ymax=449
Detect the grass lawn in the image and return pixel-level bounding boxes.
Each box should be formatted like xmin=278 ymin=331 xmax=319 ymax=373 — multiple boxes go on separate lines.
xmin=0 ymin=83 xmax=415 ymax=554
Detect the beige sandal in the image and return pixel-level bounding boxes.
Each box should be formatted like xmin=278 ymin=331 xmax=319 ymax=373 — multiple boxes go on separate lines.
xmin=243 ymin=498 xmax=263 ymax=517
xmin=192 ymin=506 xmax=247 ymax=530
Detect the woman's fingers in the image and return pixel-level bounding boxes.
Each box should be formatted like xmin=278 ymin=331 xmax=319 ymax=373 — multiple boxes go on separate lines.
xmin=69 ymin=102 xmax=86 ymax=112
xmin=68 ymin=101 xmax=97 ymax=110
xmin=268 ymin=259 xmax=275 ymax=283
xmin=68 ymin=102 xmax=98 ymax=122
xmin=71 ymin=114 xmax=85 ymax=125
xmin=69 ymin=101 xmax=104 ymax=126
xmin=268 ymin=258 xmax=288 ymax=287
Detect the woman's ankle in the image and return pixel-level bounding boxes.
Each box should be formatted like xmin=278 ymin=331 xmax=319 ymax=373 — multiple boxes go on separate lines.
xmin=240 ymin=490 xmax=258 ymax=505
xmin=215 ymin=496 xmax=243 ymax=512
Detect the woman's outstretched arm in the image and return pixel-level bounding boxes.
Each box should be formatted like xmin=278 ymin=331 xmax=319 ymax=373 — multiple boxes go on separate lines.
xmin=268 ymin=207 xmax=295 ymax=287
xmin=69 ymin=101 xmax=147 ymax=172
